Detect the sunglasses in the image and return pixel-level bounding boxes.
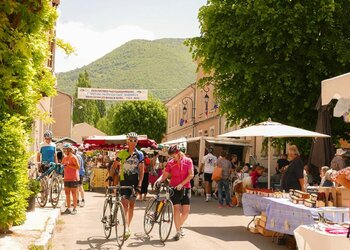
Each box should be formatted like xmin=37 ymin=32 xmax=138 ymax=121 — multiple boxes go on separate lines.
xmin=128 ymin=139 xmax=137 ymax=143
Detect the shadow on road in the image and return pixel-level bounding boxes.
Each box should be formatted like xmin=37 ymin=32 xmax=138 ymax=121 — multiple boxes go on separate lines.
xmin=76 ymin=236 xmax=120 ymax=250
xmin=125 ymin=232 xmax=170 ymax=248
xmin=186 ymin=226 xmax=282 ymax=250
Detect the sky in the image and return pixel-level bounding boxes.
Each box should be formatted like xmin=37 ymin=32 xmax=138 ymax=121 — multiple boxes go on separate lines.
xmin=55 ymin=0 xmax=207 ymax=73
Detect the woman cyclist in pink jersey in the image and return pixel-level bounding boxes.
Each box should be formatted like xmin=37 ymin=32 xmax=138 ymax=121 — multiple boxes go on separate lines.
xmin=155 ymin=145 xmax=194 ymax=241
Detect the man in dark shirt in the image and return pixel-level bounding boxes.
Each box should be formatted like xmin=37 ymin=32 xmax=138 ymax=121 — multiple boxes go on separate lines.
xmin=281 ymin=146 xmax=305 ymax=192
xmin=276 ymin=154 xmax=289 ymax=172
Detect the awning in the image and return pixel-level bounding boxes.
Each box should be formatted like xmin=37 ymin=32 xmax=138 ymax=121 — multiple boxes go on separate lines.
xmin=162 ymin=136 xmax=251 ymax=147
xmin=206 ymin=139 xmax=251 ymax=147
xmin=83 ymin=135 xmax=158 ymax=150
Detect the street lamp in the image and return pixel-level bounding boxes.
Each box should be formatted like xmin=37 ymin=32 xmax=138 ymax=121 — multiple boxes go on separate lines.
xmin=182 ymin=96 xmax=195 ymax=137
xmin=204 ymin=86 xmax=210 ymax=117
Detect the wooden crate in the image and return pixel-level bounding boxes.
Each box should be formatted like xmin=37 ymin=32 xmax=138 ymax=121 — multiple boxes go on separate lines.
xmin=336 ymin=187 xmax=350 ymax=207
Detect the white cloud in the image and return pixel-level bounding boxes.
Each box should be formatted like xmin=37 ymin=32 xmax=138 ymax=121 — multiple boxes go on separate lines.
xmin=55 ymin=22 xmax=157 ymax=73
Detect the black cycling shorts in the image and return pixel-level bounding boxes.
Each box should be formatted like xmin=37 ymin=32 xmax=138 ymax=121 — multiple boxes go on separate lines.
xmin=78 ymin=175 xmax=83 ymax=185
xmin=204 ymin=173 xmax=213 ymax=182
xmin=171 ymin=188 xmax=191 ymax=206
xmin=64 ymin=181 xmax=78 ymax=188
xmin=120 ymin=174 xmax=138 ymax=200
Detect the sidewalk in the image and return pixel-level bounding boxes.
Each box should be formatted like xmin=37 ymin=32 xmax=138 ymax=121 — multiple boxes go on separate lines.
xmin=0 ymin=195 xmax=65 ymax=250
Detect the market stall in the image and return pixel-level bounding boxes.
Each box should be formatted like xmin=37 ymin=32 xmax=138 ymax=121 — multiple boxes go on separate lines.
xmin=243 ymin=188 xmax=350 ymax=238
xmin=82 ymin=135 xmax=158 ymax=191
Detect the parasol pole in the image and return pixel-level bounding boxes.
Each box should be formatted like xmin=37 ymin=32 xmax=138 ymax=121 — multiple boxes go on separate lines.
xmin=268 ymin=137 xmax=271 ymax=189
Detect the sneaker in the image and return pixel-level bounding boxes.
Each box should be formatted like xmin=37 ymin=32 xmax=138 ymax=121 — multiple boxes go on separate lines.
xmin=71 ymin=208 xmax=77 ymax=215
xmin=80 ymin=200 xmax=85 ymax=207
xmin=227 ymin=204 xmax=234 ymax=208
xmin=61 ymin=208 xmax=71 ymax=215
xmin=205 ymin=197 xmax=209 ymax=202
xmin=180 ymin=227 xmax=185 ymax=237
xmin=124 ymin=230 xmax=132 ymax=240
xmin=218 ymin=205 xmax=223 ymax=209
xmin=173 ymin=232 xmax=181 ymax=241
xmin=213 ymin=193 xmax=218 ymax=200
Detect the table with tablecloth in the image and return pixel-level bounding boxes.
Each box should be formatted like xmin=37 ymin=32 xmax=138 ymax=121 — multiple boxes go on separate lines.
xmin=242 ymin=193 xmax=349 ymax=235
xmin=294 ymin=224 xmax=350 ymax=250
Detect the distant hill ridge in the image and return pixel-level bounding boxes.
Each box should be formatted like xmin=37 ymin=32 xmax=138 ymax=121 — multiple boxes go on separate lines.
xmin=56 ymin=38 xmax=197 ymax=100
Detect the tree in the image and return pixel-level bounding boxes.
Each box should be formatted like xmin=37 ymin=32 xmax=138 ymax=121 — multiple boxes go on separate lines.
xmin=109 ymin=98 xmax=167 ymax=142
xmin=0 ymin=0 xmax=57 ymax=229
xmin=187 ymin=0 xmax=350 ymax=145
xmin=72 ymin=71 xmax=100 ymax=126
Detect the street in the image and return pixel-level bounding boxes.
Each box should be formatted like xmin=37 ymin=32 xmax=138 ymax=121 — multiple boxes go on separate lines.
xmin=52 ymin=191 xmax=286 ymax=250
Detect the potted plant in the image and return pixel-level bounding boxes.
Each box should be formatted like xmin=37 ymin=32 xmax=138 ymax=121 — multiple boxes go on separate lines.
xmin=27 ymin=179 xmax=40 ymax=212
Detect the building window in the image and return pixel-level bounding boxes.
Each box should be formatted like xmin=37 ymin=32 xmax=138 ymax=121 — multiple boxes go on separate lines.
xmin=209 ymin=127 xmax=215 ymax=137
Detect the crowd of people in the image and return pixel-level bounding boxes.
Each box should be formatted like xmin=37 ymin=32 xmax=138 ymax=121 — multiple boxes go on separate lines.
xmin=36 ymin=129 xmax=350 ymax=241
xmin=37 ymin=131 xmax=86 ymax=215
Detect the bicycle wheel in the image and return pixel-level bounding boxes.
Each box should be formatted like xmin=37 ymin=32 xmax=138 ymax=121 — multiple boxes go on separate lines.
xmin=143 ymin=198 xmax=157 ymax=235
xmin=37 ymin=177 xmax=48 ymax=207
xmin=159 ymin=200 xmax=174 ymax=242
xmin=102 ymin=198 xmax=113 ymax=239
xmin=114 ymin=201 xmax=126 ymax=248
xmin=50 ymin=177 xmax=60 ymax=208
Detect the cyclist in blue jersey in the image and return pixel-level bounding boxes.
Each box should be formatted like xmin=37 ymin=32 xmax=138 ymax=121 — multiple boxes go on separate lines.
xmin=37 ymin=130 xmax=57 ymax=172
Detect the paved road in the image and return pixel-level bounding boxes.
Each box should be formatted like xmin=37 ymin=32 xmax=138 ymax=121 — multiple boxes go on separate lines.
xmin=52 ymin=191 xmax=286 ymax=250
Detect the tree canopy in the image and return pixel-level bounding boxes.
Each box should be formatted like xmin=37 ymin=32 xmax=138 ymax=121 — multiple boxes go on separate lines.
xmin=106 ymin=98 xmax=167 ymax=142
xmin=187 ymin=0 xmax=350 ymax=143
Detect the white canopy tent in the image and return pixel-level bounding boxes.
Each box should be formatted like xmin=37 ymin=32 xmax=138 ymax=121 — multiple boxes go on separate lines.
xmin=218 ymin=119 xmax=330 ymax=189
xmin=322 ymin=72 xmax=350 ymax=119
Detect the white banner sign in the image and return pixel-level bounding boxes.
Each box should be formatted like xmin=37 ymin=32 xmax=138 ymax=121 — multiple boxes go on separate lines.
xmin=77 ymin=87 xmax=148 ymax=101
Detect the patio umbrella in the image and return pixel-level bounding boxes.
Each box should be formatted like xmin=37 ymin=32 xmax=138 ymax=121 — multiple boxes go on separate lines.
xmin=218 ymin=118 xmax=330 ymax=188
xmin=309 ymin=97 xmax=335 ymax=170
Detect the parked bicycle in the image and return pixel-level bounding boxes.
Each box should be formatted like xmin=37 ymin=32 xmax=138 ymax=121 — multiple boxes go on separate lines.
xmin=143 ymin=182 xmax=174 ymax=242
xmin=101 ymin=183 xmax=135 ymax=248
xmin=36 ymin=162 xmax=64 ymax=208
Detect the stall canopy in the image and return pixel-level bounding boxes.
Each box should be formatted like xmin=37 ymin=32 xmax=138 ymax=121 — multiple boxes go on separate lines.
xmin=218 ymin=118 xmax=330 ymax=189
xmin=322 ymin=72 xmax=350 ymax=118
xmin=83 ymin=135 xmax=158 ymax=150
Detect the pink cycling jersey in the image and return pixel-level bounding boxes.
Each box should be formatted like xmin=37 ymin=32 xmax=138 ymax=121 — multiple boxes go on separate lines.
xmin=165 ymin=156 xmax=193 ymax=188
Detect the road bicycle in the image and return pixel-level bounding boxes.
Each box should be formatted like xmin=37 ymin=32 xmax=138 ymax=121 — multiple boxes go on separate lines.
xmin=101 ymin=183 xmax=135 ymax=248
xmin=143 ymin=183 xmax=174 ymax=242
xmin=36 ymin=162 xmax=64 ymax=208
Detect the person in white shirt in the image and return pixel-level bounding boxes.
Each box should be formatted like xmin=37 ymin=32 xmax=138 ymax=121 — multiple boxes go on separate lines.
xmin=199 ymin=147 xmax=218 ymax=202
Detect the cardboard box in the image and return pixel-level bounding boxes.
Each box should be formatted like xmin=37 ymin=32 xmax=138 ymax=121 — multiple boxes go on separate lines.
xmin=318 ymin=187 xmax=337 ymax=206
xmin=336 ymin=187 xmax=350 ymax=207
xmin=257 ymin=225 xmax=275 ymax=237
xmin=257 ymin=219 xmax=266 ymax=228
xmin=260 ymin=212 xmax=267 ymax=222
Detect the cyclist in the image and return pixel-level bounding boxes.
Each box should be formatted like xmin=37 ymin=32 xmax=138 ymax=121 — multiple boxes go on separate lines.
xmin=199 ymin=147 xmax=217 ymax=202
xmin=155 ymin=145 xmax=194 ymax=241
xmin=61 ymin=143 xmax=80 ymax=215
xmin=114 ymin=132 xmax=144 ymax=239
xmin=37 ymin=130 xmax=57 ymax=172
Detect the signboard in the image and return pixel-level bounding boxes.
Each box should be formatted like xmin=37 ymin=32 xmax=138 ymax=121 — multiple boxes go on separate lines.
xmin=77 ymin=87 xmax=148 ymax=101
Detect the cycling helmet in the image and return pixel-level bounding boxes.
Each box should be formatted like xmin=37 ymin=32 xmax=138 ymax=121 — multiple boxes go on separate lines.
xmin=168 ymin=145 xmax=180 ymax=155
xmin=126 ymin=132 xmax=138 ymax=139
xmin=63 ymin=143 xmax=73 ymax=150
xmin=44 ymin=130 xmax=53 ymax=139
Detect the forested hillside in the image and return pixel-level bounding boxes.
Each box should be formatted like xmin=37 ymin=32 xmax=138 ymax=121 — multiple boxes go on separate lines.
xmin=57 ymin=38 xmax=197 ymax=100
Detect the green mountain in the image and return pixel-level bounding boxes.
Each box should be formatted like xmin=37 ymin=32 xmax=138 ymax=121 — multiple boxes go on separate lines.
xmin=56 ymin=38 xmax=197 ymax=100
